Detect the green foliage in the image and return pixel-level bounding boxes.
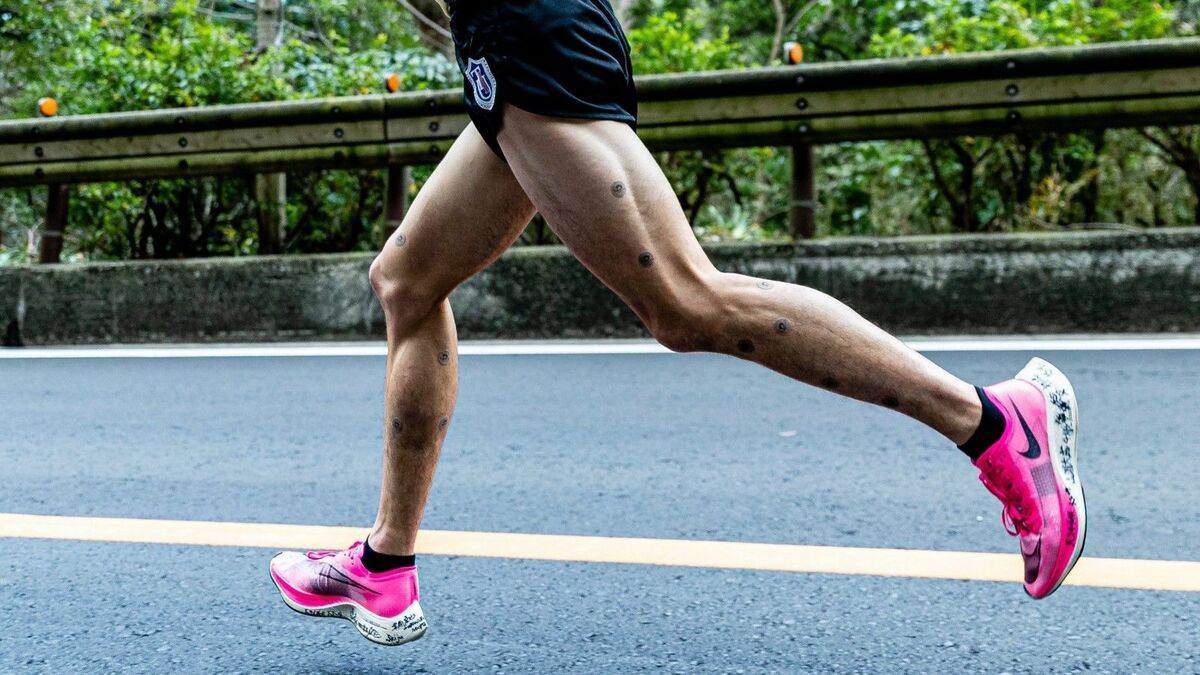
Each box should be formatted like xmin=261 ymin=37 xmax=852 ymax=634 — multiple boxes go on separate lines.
xmin=3 ymin=0 xmax=1199 ymax=263
xmin=0 ymin=0 xmax=457 ymax=261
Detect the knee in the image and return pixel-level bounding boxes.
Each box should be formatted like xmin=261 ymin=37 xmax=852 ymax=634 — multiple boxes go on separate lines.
xmin=369 ymin=255 xmax=436 ymax=331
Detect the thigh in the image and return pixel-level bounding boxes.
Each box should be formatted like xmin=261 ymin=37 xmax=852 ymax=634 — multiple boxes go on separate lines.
xmin=494 ymin=105 xmax=717 ymax=316
xmin=374 ymin=123 xmax=536 ymax=299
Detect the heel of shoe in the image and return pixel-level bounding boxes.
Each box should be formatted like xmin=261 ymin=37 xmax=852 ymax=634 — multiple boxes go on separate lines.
xmin=350 ymin=601 xmax=428 ymax=646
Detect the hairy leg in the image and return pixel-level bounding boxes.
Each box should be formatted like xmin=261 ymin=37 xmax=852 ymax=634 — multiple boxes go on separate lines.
xmin=368 ymin=125 xmax=536 ymax=554
xmin=496 ymin=106 xmax=980 ymax=444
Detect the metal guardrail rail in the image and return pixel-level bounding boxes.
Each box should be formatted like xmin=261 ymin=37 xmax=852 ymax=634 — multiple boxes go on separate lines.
xmin=2 ymin=38 xmax=1199 ymax=187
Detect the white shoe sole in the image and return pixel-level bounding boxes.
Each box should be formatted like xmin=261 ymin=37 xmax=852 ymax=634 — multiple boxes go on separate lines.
xmin=1017 ymin=357 xmax=1087 ymax=597
xmin=271 ymin=578 xmax=428 ymax=646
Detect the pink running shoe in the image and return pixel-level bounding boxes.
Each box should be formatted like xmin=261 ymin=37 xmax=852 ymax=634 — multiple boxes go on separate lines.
xmin=269 ymin=541 xmax=427 ymax=646
xmin=976 ymin=358 xmax=1087 ymax=599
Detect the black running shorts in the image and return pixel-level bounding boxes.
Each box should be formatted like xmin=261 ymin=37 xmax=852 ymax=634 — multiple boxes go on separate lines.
xmin=446 ymin=0 xmax=639 ymax=159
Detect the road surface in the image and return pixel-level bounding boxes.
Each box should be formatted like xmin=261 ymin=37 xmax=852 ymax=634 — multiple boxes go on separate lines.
xmin=1 ymin=341 xmax=1197 ymax=673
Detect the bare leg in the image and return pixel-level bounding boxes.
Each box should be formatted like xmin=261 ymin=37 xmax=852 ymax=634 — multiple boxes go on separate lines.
xmin=496 ymin=106 xmax=980 ymax=444
xmin=368 ymin=125 xmax=536 ymax=555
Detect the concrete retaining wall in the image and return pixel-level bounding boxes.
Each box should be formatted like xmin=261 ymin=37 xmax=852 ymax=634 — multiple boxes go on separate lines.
xmin=2 ymin=229 xmax=1198 ymax=346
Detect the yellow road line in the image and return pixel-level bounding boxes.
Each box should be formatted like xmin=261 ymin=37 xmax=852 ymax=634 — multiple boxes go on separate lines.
xmin=2 ymin=512 xmax=1197 ymax=593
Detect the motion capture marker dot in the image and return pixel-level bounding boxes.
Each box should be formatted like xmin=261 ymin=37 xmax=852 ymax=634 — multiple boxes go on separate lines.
xmin=820 ymin=377 xmax=841 ymax=391
xmin=882 ymin=396 xmax=901 ymax=409
xmin=438 ymin=351 xmax=451 ymax=366
xmin=638 ymin=252 xmax=655 ymax=268
xmin=394 ymin=233 xmax=407 ymax=248
xmin=737 ymin=339 xmax=756 ymax=354
xmin=1006 ymin=83 xmax=1019 ymax=97
xmin=334 ymin=127 xmax=345 ymax=139
xmin=775 ymin=319 xmax=791 ymax=335
xmin=178 ymin=137 xmax=188 ymax=148
xmin=611 ymin=181 xmax=627 ymax=198
xmin=757 ymin=280 xmax=774 ymax=290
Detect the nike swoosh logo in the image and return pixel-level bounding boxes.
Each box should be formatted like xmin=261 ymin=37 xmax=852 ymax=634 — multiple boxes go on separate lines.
xmin=316 ymin=564 xmax=381 ymax=596
xmin=1011 ymin=398 xmax=1042 ymax=460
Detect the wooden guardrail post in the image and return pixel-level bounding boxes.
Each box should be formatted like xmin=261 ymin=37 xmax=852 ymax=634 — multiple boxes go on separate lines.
xmin=39 ymin=182 xmax=70 ymax=264
xmin=783 ymin=42 xmax=816 ymax=239
xmin=34 ymin=97 xmax=69 ymax=264
xmin=255 ymin=0 xmax=286 ymax=254
xmin=790 ymin=143 xmax=816 ymax=239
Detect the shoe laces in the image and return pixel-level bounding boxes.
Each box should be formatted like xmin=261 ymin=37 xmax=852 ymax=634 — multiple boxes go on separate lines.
xmin=306 ymin=541 xmax=362 ymax=561
xmin=978 ymin=460 xmax=1035 ymax=537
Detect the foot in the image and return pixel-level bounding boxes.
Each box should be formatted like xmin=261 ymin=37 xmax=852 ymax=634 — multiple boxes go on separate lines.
xmin=975 ymin=358 xmax=1087 ymax=599
xmin=269 ymin=541 xmax=428 ymax=645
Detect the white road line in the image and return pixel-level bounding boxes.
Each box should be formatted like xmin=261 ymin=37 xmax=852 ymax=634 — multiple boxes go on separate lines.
xmin=1 ymin=336 xmax=1199 ymax=360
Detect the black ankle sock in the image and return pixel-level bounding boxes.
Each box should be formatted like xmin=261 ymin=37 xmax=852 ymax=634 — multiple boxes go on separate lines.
xmin=958 ymin=386 xmax=1007 ymax=461
xmin=362 ymin=537 xmax=416 ymax=573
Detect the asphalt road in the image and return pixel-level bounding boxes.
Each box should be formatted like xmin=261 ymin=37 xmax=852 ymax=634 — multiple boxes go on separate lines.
xmin=1 ymin=345 xmax=1198 ymax=673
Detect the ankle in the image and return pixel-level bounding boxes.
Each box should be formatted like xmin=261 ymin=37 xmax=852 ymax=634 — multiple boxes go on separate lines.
xmin=367 ymin=528 xmax=416 ymax=557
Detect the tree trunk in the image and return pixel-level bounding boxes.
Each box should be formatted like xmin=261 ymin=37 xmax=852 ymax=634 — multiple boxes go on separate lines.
xmin=406 ymin=0 xmax=452 ymax=54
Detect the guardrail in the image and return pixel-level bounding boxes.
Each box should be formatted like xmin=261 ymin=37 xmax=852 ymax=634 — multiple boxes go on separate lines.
xmin=2 ymin=38 xmax=1199 ymax=254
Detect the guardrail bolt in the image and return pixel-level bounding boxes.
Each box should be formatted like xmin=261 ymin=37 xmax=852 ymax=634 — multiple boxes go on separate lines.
xmin=796 ymin=98 xmax=809 ymax=111
xmin=334 ymin=128 xmax=345 ymax=139
xmin=34 ymin=168 xmax=44 ymax=178
xmin=178 ymin=160 xmax=189 ymax=170
xmin=1006 ymin=60 xmax=1017 ymax=71
xmin=331 ymin=106 xmax=342 ymax=115
xmin=428 ymin=121 xmax=440 ymax=133
xmin=429 ymin=145 xmax=442 ymax=157
xmin=178 ymin=137 xmax=189 ymax=148
xmin=797 ymin=123 xmax=810 ymax=135
xmin=425 ymin=98 xmax=437 ymax=110
xmin=1006 ymin=83 xmax=1019 ymax=97
xmin=175 ymin=116 xmax=185 ymax=126
xmin=1007 ymin=110 xmax=1022 ymax=123
xmin=795 ymin=75 xmax=806 ymax=86
xmin=34 ymin=147 xmax=44 ymax=158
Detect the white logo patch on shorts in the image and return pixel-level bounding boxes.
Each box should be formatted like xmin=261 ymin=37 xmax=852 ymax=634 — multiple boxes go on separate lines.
xmin=466 ymin=57 xmax=497 ymax=111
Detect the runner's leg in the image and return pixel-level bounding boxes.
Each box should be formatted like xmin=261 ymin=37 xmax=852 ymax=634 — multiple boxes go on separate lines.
xmin=367 ymin=124 xmax=535 ymax=555
xmin=495 ymin=106 xmax=981 ymax=444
